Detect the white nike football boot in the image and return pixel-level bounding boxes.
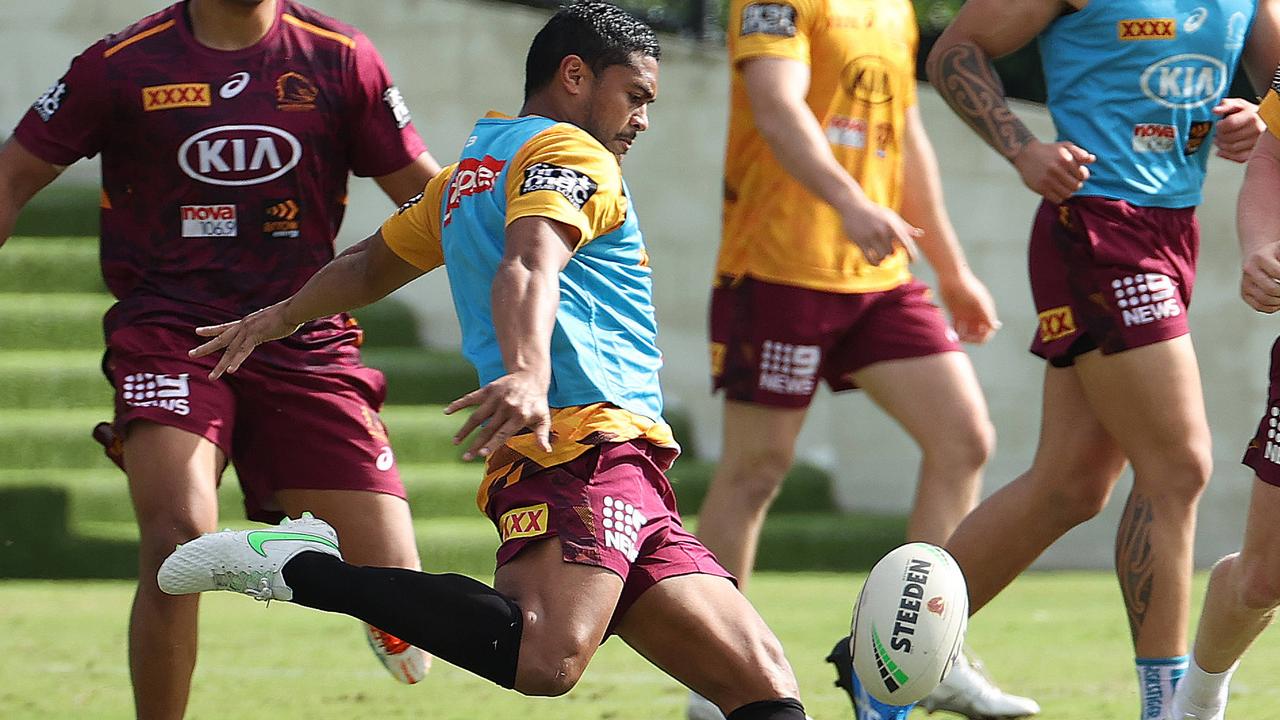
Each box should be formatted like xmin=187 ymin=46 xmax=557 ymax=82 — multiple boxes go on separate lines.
xmin=919 ymin=649 xmax=1041 ymax=720
xmin=157 ymin=513 xmax=340 ymax=602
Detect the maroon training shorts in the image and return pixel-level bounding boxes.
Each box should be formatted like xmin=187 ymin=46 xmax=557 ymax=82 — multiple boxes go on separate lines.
xmin=103 ymin=322 xmax=406 ymax=522
xmin=1243 ymin=337 xmax=1280 ymax=487
xmin=709 ymin=276 xmax=961 ymax=408
xmin=485 ymin=439 xmax=733 ymax=633
xmin=1028 ymin=197 xmax=1198 ymax=367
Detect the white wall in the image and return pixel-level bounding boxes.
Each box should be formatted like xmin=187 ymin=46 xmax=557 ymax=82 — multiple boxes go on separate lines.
xmin=5 ymin=0 xmax=1273 ymax=568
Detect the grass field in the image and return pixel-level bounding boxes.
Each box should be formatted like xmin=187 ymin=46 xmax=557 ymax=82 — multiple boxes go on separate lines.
xmin=3 ymin=571 xmax=1279 ymax=719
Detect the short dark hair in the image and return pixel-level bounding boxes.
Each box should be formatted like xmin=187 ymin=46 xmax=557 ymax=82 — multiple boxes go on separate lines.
xmin=524 ymin=2 xmax=661 ymax=99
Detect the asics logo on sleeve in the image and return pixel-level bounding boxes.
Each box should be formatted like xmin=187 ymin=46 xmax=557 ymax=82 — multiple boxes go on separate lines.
xmin=245 ymin=530 xmax=339 ymax=557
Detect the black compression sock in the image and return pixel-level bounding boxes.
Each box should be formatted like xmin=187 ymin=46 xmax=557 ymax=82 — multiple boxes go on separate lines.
xmin=727 ymin=698 xmax=807 ymax=720
xmin=282 ymin=551 xmax=523 ymax=688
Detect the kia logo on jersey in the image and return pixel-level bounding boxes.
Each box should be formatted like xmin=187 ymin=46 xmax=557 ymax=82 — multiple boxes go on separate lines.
xmin=1140 ymin=54 xmax=1228 ymax=109
xmin=177 ymin=124 xmax=302 ymax=186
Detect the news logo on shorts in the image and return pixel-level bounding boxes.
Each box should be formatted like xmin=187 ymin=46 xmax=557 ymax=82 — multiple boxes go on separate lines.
xmin=1112 ymin=273 xmax=1179 ymax=327
xmin=602 ymin=495 xmax=643 ymax=563
xmin=758 ymin=340 xmax=819 ymax=396
xmin=1263 ymin=405 xmax=1280 ymax=465
xmin=499 ymin=503 xmax=549 ymax=542
xmin=122 ymin=372 xmax=191 ymax=416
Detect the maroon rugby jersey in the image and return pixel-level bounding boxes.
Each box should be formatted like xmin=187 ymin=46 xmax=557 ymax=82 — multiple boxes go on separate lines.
xmin=13 ymin=0 xmax=426 ymax=343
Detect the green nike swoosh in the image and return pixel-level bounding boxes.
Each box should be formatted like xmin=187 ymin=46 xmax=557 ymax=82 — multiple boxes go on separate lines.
xmin=245 ymin=530 xmax=339 ymax=557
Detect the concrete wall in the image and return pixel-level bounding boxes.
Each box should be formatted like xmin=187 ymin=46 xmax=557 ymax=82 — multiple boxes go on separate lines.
xmin=5 ymin=0 xmax=1274 ymax=568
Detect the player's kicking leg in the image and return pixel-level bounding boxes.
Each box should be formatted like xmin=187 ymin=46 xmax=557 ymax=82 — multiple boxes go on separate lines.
xmin=157 ymin=521 xmax=807 ymax=717
xmin=1172 ymin=478 xmax=1280 ymax=720
xmin=124 ymin=422 xmax=223 ymax=720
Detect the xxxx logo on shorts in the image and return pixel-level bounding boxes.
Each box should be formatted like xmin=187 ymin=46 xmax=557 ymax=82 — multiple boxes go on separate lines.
xmin=499 ymin=503 xmax=549 ymax=542
xmin=1038 ymin=306 xmax=1077 ymax=343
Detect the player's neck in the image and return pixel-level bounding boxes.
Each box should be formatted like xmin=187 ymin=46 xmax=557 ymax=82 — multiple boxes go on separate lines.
xmin=188 ymin=0 xmax=279 ymax=51
xmin=520 ymin=94 xmax=574 ymax=127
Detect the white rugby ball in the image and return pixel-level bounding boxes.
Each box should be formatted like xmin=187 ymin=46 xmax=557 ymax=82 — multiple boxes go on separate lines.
xmin=850 ymin=542 xmax=969 ymax=705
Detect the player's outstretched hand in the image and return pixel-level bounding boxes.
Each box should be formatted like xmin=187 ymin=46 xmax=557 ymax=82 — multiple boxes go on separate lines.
xmin=940 ymin=269 xmax=1001 ymax=344
xmin=1213 ymin=98 xmax=1264 ymax=163
xmin=1012 ymin=140 xmax=1095 ymax=204
xmin=445 ymin=371 xmax=552 ymax=462
xmin=840 ymin=198 xmax=920 ymax=267
xmin=189 ymin=302 xmax=301 ymax=379
xmin=1241 ymin=242 xmax=1280 ymax=313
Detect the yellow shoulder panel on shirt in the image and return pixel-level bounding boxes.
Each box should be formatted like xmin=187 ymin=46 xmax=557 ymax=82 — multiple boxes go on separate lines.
xmin=505 ymin=124 xmax=627 ymax=250
xmin=380 ymin=163 xmax=452 ymax=272
xmin=1262 ymin=90 xmax=1280 ymax=140
xmin=729 ymin=0 xmax=822 ymax=66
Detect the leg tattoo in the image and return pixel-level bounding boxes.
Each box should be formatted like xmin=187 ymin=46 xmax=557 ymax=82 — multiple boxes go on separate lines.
xmin=1117 ymin=492 xmax=1156 ymax=640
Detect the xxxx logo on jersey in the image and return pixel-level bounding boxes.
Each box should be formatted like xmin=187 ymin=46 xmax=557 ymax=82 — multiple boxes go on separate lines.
xmin=143 ymin=83 xmax=211 ymax=111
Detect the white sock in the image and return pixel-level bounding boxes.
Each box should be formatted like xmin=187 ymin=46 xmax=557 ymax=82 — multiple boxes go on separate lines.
xmin=1136 ymin=656 xmax=1188 ymax=720
xmin=1178 ymin=656 xmax=1236 ymax=710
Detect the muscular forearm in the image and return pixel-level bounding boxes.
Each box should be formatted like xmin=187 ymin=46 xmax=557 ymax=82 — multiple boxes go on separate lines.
xmin=1239 ymin=149 xmax=1280 ymax=258
xmin=901 ymin=115 xmax=967 ymax=280
xmin=490 ymin=257 xmax=558 ymax=383
xmin=752 ymin=94 xmax=867 ymax=215
xmin=279 ymin=236 xmax=415 ymax=325
xmin=926 ymin=38 xmax=1037 ymax=163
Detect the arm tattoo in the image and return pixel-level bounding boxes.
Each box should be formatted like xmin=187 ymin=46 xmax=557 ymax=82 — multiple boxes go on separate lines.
xmin=1115 ymin=492 xmax=1156 ymax=641
xmin=927 ymin=40 xmax=1035 ymax=162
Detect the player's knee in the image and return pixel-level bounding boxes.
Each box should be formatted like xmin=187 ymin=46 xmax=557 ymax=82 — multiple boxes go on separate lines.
xmin=722 ymin=447 xmax=794 ymax=507
xmin=923 ymin=416 xmax=994 ymax=473
xmin=1234 ymin=553 xmax=1280 ymax=612
xmin=515 ymin=653 xmax=588 ymax=697
xmin=1133 ymin=438 xmax=1212 ymax=503
xmin=514 ymin=632 xmax=595 ymax=697
xmin=1043 ymin=476 xmax=1112 ymax=528
xmin=135 ymin=516 xmax=209 ymax=568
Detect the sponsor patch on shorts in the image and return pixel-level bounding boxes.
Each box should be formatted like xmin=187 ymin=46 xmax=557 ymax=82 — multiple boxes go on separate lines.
xmin=122 ymin=372 xmax=192 ymax=416
xmin=758 ymin=340 xmax=820 ymax=396
xmin=1112 ymin=273 xmax=1180 ymax=327
xmin=741 ymin=3 xmax=798 ymax=37
xmin=520 ymin=163 xmax=598 ymax=210
xmin=180 ymin=204 xmax=238 ymax=238
xmin=499 ymin=503 xmax=549 ymax=542
xmin=1037 ymin=305 xmax=1077 ymax=343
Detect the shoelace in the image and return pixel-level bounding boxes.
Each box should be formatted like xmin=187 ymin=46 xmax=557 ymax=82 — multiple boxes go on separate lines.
xmin=244 ymin=576 xmax=274 ymax=602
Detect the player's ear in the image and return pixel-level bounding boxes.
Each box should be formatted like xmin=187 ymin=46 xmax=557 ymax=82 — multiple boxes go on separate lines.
xmin=559 ymin=55 xmax=591 ymax=96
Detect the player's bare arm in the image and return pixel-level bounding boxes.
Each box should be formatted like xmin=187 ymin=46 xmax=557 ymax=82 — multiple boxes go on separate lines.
xmin=444 ymin=216 xmax=574 ymax=461
xmin=375 ymin=152 xmax=442 ymax=205
xmin=1238 ymin=131 xmax=1280 ymax=312
xmin=190 ymin=230 xmax=425 ymax=378
xmin=1213 ymin=4 xmax=1280 ymax=162
xmin=926 ymin=0 xmax=1096 ymax=203
xmin=900 ymin=106 xmax=999 ymax=344
xmin=739 ymin=56 xmax=919 ymax=265
xmin=0 ymin=138 xmax=63 ymax=248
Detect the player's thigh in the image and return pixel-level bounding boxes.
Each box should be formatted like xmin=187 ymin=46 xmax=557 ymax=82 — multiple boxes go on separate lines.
xmin=720 ymin=400 xmax=808 ymax=473
xmin=852 ymin=350 xmax=992 ymax=456
xmin=614 ymin=573 xmax=797 ymax=710
xmin=1235 ymin=478 xmax=1280 ymax=593
xmin=1073 ymin=336 xmax=1210 ymax=482
xmin=1027 ymin=364 xmax=1128 ymax=511
xmin=277 ymin=489 xmax=418 ymax=569
xmin=494 ymin=538 xmax=623 ymax=678
xmin=123 ymin=421 xmax=224 ymax=558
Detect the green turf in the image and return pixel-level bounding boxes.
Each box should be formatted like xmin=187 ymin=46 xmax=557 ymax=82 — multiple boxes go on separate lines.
xmin=9 ymin=185 xmax=100 ymax=238
xmin=2 ymin=572 xmax=1275 ymax=719
xmin=0 ymin=292 xmax=112 ymax=351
